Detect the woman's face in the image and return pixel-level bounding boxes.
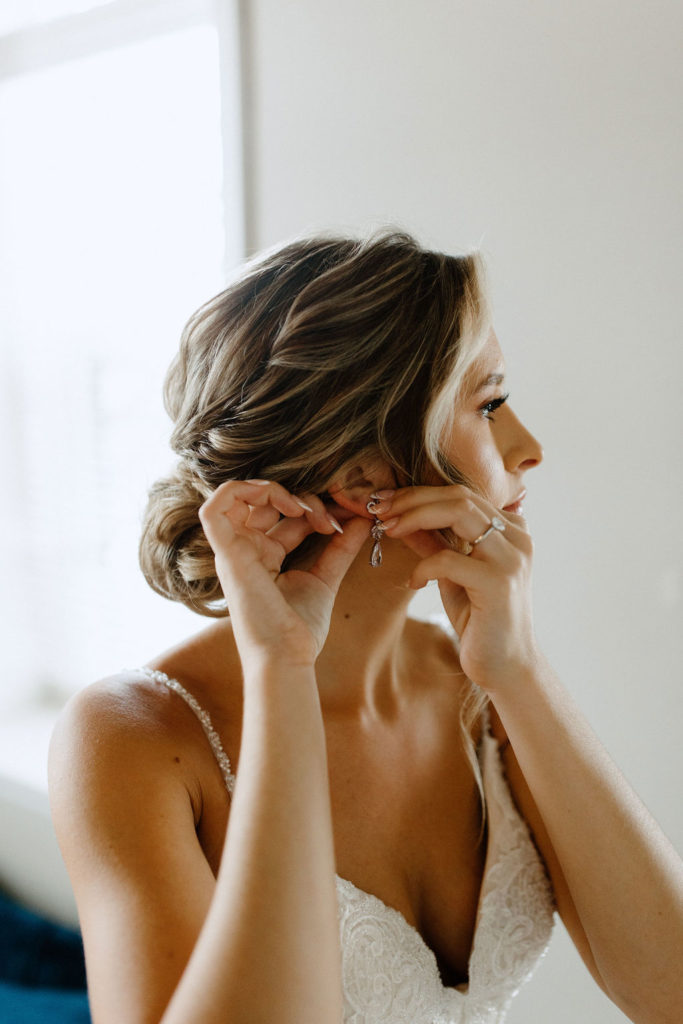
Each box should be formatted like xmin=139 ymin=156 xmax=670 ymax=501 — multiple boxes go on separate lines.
xmin=443 ymin=330 xmax=543 ymax=513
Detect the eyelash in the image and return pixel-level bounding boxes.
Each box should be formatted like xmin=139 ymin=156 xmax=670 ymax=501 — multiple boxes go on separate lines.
xmin=479 ymin=393 xmax=510 ymax=421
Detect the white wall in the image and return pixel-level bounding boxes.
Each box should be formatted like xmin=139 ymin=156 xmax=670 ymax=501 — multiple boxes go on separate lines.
xmin=245 ymin=2 xmax=683 ymax=1021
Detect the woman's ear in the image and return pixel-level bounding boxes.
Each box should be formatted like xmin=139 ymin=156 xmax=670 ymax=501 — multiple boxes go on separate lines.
xmin=327 ymin=459 xmax=396 ymax=518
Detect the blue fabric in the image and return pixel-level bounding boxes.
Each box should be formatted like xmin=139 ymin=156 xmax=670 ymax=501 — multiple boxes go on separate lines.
xmin=0 ymin=890 xmax=91 ymax=1020
xmin=0 ymin=890 xmax=86 ymax=990
xmin=0 ymin=981 xmax=90 ymax=1023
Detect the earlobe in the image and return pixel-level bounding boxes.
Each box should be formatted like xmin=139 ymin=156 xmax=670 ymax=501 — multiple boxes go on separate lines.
xmin=327 ymin=460 xmax=395 ymax=517
xmin=327 ymin=461 xmax=398 ymax=569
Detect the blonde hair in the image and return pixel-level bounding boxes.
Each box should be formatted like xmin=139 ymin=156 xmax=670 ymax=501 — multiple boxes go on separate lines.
xmin=140 ymin=229 xmax=491 ymax=788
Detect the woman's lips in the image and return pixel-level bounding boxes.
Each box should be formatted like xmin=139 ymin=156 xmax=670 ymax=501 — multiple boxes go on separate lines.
xmin=503 ymin=491 xmax=526 ymax=514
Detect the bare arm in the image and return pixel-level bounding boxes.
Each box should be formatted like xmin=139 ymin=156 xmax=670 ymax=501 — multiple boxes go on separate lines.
xmin=50 ymin=481 xmax=369 ymax=1024
xmin=382 ymin=482 xmax=683 ymax=1024
xmin=163 ymin=660 xmax=342 ymax=1024
xmin=491 ymin=658 xmax=683 ymax=1024
xmin=50 ymin=664 xmax=342 ymax=1024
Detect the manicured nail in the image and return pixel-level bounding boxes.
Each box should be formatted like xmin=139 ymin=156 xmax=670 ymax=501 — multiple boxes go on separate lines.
xmin=247 ymin=478 xmax=271 ymax=485
xmin=296 ymin=498 xmax=314 ymax=512
xmin=382 ymin=517 xmax=400 ymax=529
xmin=376 ymin=489 xmax=395 ymax=499
xmin=327 ymin=514 xmax=344 ymax=533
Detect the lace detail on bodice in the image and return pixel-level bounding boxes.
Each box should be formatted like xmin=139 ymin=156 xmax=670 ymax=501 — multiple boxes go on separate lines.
xmin=335 ymin=726 xmax=555 ymax=1024
xmin=336 ymin=876 xmax=467 ymax=1024
xmin=462 ymin=730 xmax=555 ymax=1021
xmin=132 ymin=658 xmax=555 ymax=1023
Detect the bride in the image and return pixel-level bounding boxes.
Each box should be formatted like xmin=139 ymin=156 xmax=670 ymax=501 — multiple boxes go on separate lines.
xmin=49 ymin=231 xmax=683 ymax=1024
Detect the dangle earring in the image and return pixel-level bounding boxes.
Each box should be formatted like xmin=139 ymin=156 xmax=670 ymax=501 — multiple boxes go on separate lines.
xmin=366 ymin=493 xmax=385 ymax=567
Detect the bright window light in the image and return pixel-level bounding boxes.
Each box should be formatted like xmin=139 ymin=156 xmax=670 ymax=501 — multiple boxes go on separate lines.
xmin=0 ymin=18 xmax=233 ymax=708
xmin=0 ymin=0 xmax=116 ymax=36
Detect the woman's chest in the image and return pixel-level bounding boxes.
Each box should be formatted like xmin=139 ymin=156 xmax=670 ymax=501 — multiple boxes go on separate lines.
xmin=190 ymin=671 xmax=486 ymax=985
xmin=324 ymin=714 xmax=486 ymax=985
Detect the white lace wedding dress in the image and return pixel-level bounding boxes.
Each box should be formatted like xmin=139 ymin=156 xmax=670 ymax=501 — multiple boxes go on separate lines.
xmin=137 ymin=657 xmax=555 ymax=1024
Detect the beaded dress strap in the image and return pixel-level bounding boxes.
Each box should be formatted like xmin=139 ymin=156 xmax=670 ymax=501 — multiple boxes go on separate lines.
xmin=137 ymin=667 xmax=236 ymax=794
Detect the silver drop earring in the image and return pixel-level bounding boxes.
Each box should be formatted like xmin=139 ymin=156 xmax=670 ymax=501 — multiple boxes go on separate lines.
xmin=366 ymin=493 xmax=385 ymax=567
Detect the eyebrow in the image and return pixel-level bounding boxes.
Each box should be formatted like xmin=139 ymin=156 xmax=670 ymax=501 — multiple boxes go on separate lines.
xmin=474 ymin=372 xmax=506 ymax=393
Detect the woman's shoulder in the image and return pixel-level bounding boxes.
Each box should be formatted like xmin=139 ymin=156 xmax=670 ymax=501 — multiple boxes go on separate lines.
xmin=70 ymin=618 xmax=241 ymax=731
xmin=404 ymin=614 xmax=466 ymax=685
xmin=406 ymin=610 xmax=458 ymax=648
xmin=404 ymin=614 xmax=485 ymax=749
xmin=48 ymin=669 xmax=205 ymax=810
xmin=53 ymin=667 xmax=194 ymax=748
xmin=50 ymin=619 xmax=241 ymax=804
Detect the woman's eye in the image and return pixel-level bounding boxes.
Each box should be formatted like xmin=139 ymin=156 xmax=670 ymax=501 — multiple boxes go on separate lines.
xmin=479 ymin=393 xmax=510 ymax=421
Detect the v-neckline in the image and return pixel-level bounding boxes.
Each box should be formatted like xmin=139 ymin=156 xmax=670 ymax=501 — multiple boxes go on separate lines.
xmin=139 ymin=642 xmax=495 ymax=992
xmin=334 ymin=720 xmax=494 ymax=994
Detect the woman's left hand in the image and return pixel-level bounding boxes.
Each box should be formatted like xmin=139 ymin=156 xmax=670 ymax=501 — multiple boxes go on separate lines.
xmin=381 ymin=485 xmax=541 ymax=696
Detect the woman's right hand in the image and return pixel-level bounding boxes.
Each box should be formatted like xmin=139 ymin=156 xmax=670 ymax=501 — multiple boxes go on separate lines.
xmin=199 ymin=479 xmax=371 ymax=668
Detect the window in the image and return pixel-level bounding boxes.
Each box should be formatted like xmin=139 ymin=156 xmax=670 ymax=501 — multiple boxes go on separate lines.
xmin=0 ymin=0 xmax=244 ymax=710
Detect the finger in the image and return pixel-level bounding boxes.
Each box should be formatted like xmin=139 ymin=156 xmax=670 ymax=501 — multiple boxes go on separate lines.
xmin=386 ymin=500 xmax=529 ymax=554
xmin=501 ymin=510 xmax=530 ymax=533
xmin=308 ymin=517 xmax=372 ymax=593
xmin=200 ymin=480 xmax=319 ymax=556
xmin=324 ymin=499 xmax=360 ymax=526
xmin=266 ymin=515 xmax=317 ymax=553
xmin=246 ymin=503 xmax=282 ymax=531
xmin=295 ymin=493 xmax=345 ymax=535
xmin=409 ymin=547 xmax=493 ymax=591
xmin=211 ymin=529 xmax=284 ymax=584
xmin=262 ymin=494 xmax=352 ymax=564
xmin=243 ymin=490 xmax=345 ymax=537
xmin=243 ymin=487 xmax=343 ymax=537
xmin=375 ymin=484 xmax=528 ymax=534
xmin=369 ymin=484 xmax=465 ymax=517
xmin=230 ymin=516 xmax=322 ymax=576
xmin=385 ymin=497 xmax=492 ymax=545
xmin=391 ymin=527 xmax=447 ymax=560
xmin=203 ymin=479 xmax=310 ymax=525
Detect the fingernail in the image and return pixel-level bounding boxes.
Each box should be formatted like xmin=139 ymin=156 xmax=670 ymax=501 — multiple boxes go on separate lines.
xmin=376 ymin=489 xmax=395 ymax=499
xmin=296 ymin=498 xmax=314 ymax=512
xmin=327 ymin=514 xmax=344 ymax=533
xmin=382 ymin=517 xmax=400 ymax=529
xmin=247 ymin=478 xmax=271 ymax=485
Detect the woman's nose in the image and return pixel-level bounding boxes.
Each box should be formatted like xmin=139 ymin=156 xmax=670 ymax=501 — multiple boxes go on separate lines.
xmin=505 ymin=410 xmax=544 ymax=472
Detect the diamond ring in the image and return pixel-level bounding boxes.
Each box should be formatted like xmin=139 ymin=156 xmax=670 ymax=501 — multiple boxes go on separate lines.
xmin=470 ymin=515 xmax=506 ymax=549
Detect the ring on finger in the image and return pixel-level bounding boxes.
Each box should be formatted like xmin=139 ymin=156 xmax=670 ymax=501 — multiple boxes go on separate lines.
xmin=469 ymin=515 xmax=506 ymax=551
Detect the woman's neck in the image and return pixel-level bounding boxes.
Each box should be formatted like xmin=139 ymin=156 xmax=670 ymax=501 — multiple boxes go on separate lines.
xmin=314 ymin=533 xmax=422 ymax=718
xmin=164 ymin=534 xmax=425 ymax=722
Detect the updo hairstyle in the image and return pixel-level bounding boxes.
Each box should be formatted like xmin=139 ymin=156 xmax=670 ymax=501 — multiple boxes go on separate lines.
xmin=139 ymin=230 xmax=491 ymax=618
